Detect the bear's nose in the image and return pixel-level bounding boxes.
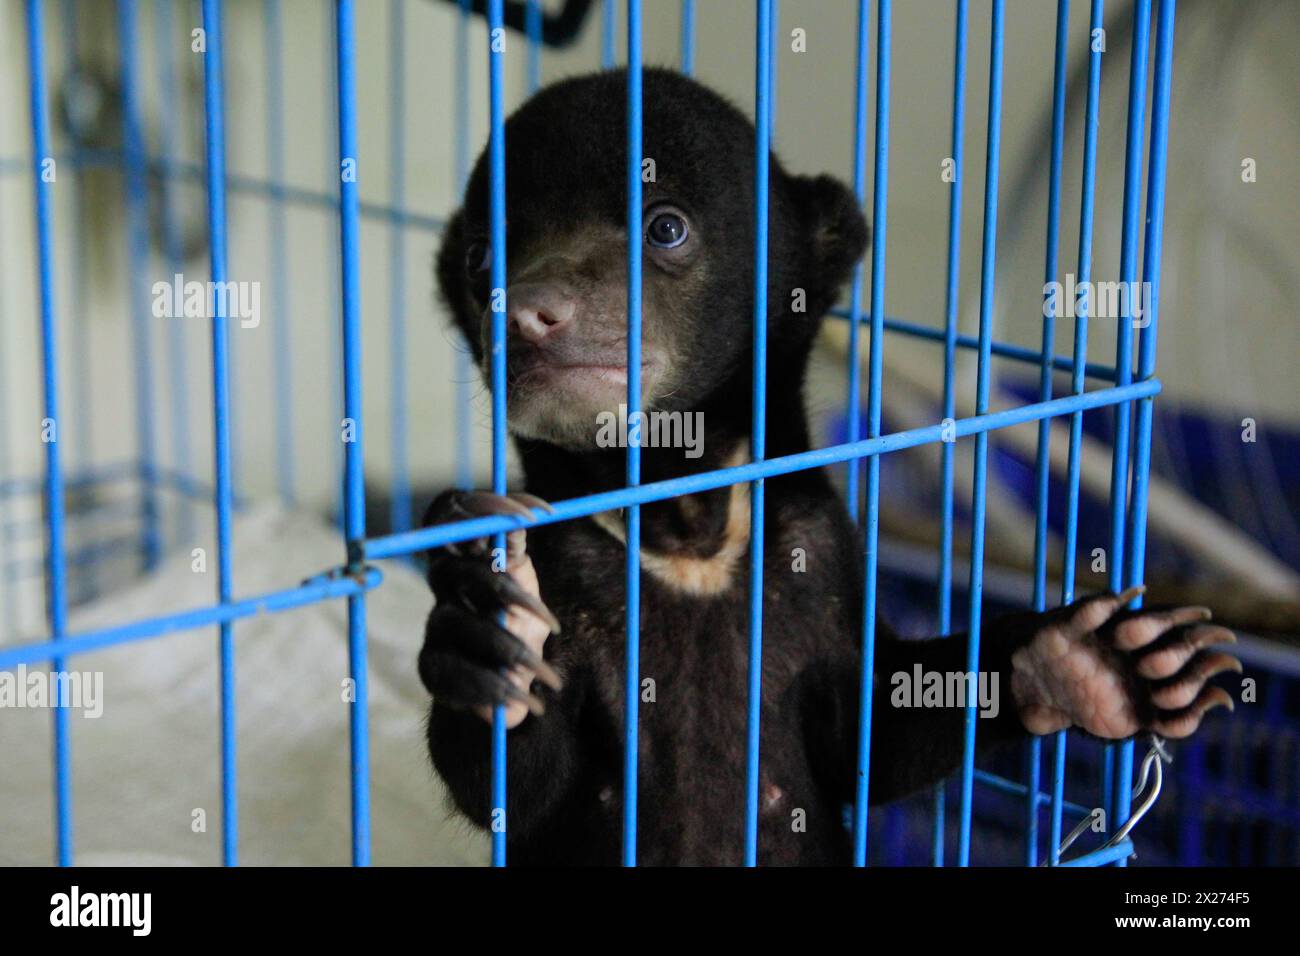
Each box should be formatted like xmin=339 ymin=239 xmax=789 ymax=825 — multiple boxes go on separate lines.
xmin=506 ymin=283 xmax=576 ymax=345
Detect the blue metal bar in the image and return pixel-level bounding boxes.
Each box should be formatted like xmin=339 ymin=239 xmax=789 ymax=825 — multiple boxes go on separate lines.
xmin=0 ymin=150 xmax=446 ymax=232
xmin=49 ymin=1 xmax=91 ymax=606
xmin=200 ymin=0 xmax=238 ymax=868
xmin=1022 ymin=717 xmax=1041 ymax=864
xmin=388 ymin=0 xmax=411 ymax=537
xmin=253 ymin=180 xmax=444 ymax=230
xmin=1 ymin=460 xmax=134 ymax=497
xmin=1119 ymin=0 xmax=1176 ymax=866
xmin=0 ymin=460 xmax=219 ymax=500
xmin=366 ymin=380 xmax=1162 ymax=562
xmin=1024 ymin=0 xmax=1070 ymax=869
xmin=25 ymin=0 xmax=72 ymax=867
xmin=324 ymin=13 xmax=345 ymax=531
xmin=156 ymin=0 xmax=197 ymax=548
xmin=973 ymin=768 xmax=1093 ymax=819
xmin=335 ymin=0 xmax=371 ymax=867
xmin=0 ymin=570 xmax=383 ymax=669
xmin=8 ymin=538 xmax=143 ymax=593
xmin=622 ymin=0 xmax=644 ymax=868
xmin=1099 ymin=719 xmax=1115 ymax=833
xmin=843 ymin=0 xmax=869 ymax=524
xmin=743 ymin=0 xmax=773 ymax=868
xmin=0 ymin=382 xmax=1159 ymax=598
xmin=266 ymin=0 xmax=295 ymax=504
xmin=59 ymin=0 xmax=94 ymax=489
xmin=486 ymin=0 xmax=509 ymax=869
xmin=1034 ymin=0 xmax=1070 ymax=628
xmin=957 ymin=0 xmax=1003 ymax=868
xmin=526 ymin=0 xmax=542 ymax=92
xmin=602 ymin=0 xmax=615 ymax=68
xmin=1055 ymin=0 xmax=1106 ymax=866
xmin=1106 ymin=0 xmax=1151 ymax=846
xmin=1058 ymin=839 xmax=1135 ymax=868
xmin=117 ymin=0 xmax=162 ymax=572
xmin=3 ymin=500 xmax=144 ymax=540
xmin=1108 ymin=0 xmax=1152 ymax=593
xmin=933 ymin=0 xmax=967 ymax=868
xmin=831 ymin=309 xmax=1118 ymax=381
xmin=455 ymin=0 xmax=474 ymax=490
xmin=1126 ymin=0 xmax=1175 ymax=640
xmin=851 ymin=0 xmax=890 ymax=867
xmin=1050 ymin=729 xmax=1068 ymax=862
xmin=680 ymin=0 xmax=695 ymax=76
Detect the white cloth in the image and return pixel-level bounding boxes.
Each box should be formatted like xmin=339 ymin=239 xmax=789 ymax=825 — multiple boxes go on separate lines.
xmin=0 ymin=504 xmax=488 ymax=865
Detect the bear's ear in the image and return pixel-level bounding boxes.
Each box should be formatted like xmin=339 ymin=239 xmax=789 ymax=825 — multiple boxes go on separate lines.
xmin=788 ymin=173 xmax=870 ymax=305
xmin=435 ymin=208 xmax=480 ymax=355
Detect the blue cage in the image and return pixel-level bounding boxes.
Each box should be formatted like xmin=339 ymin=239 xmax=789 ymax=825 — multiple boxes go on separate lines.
xmin=5 ymin=0 xmax=1289 ymax=867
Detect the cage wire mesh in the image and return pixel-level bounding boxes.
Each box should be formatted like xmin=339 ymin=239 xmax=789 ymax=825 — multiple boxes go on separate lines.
xmin=0 ymin=0 xmax=1296 ymax=866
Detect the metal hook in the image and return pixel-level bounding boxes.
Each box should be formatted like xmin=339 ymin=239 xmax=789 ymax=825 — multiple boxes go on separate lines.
xmin=1101 ymin=735 xmax=1170 ymax=849
xmin=1042 ymin=735 xmax=1170 ymax=865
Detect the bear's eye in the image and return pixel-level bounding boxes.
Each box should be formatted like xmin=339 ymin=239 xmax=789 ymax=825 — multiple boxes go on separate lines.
xmin=646 ymin=211 xmax=689 ymax=249
xmin=465 ymin=240 xmax=492 ymax=274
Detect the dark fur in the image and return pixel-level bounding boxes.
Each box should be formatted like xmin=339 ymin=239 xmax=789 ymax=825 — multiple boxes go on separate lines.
xmin=425 ymin=69 xmax=1033 ymax=865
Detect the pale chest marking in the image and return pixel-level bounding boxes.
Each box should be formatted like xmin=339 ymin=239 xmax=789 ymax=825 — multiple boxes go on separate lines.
xmin=588 ymin=443 xmax=752 ymax=597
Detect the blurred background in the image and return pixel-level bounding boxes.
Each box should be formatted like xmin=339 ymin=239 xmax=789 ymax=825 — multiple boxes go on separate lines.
xmin=0 ymin=0 xmax=1296 ymax=865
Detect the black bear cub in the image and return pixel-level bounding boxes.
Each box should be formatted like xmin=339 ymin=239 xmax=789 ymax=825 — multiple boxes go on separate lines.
xmin=419 ymin=69 xmax=1238 ymax=865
